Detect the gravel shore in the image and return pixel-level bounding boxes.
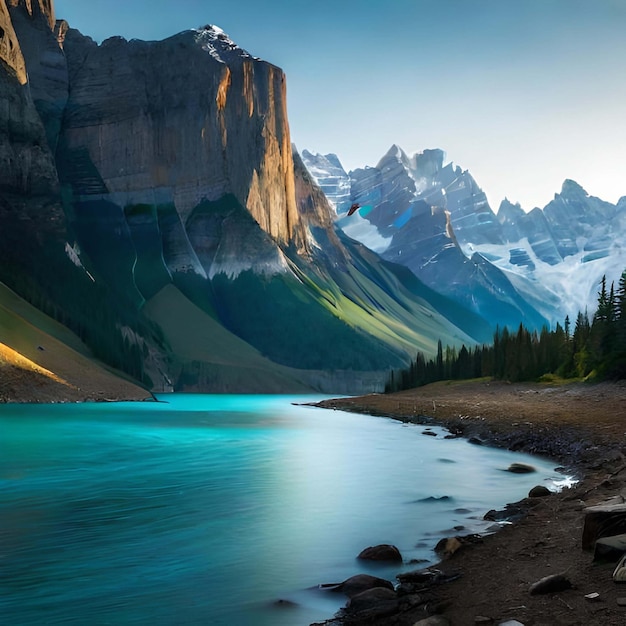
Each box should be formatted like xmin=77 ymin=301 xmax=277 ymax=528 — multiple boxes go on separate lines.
xmin=313 ymin=379 xmax=626 ymax=626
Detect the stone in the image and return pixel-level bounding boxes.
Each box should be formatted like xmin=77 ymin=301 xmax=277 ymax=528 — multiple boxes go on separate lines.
xmin=497 ymin=621 xmax=525 ymax=626
xmin=528 ymin=485 xmax=551 ymax=498
xmin=614 ymin=553 xmax=626 ymax=582
xmin=346 ymin=586 xmax=397 ymax=614
xmin=435 ymin=536 xmax=463 ymax=557
xmin=320 ymin=573 xmax=394 ymax=597
xmin=474 ymin=617 xmax=493 ymax=624
xmin=397 ymin=567 xmax=461 ymax=586
xmin=468 ymin=436 xmax=485 ymax=445
xmin=357 ymin=544 xmax=403 ymax=562
xmin=584 ymin=592 xmax=601 ymax=601
xmin=0 ymin=1 xmax=27 ymax=83
xmin=582 ymin=503 xmax=626 ymax=550
xmin=506 ymin=463 xmax=536 ymax=474
xmin=593 ymin=533 xmax=626 ymax=563
xmin=617 ymin=597 xmax=626 ymax=606
xmin=529 ymin=573 xmax=572 ymax=595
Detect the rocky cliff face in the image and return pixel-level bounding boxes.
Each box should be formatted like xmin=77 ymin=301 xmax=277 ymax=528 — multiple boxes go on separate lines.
xmin=0 ymin=5 xmax=493 ymax=393
xmin=58 ymin=25 xmax=303 ymax=249
xmin=0 ymin=0 xmax=58 ymax=197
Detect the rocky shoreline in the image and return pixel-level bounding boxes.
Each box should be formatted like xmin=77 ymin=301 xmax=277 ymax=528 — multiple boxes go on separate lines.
xmin=311 ymin=380 xmax=626 ymax=625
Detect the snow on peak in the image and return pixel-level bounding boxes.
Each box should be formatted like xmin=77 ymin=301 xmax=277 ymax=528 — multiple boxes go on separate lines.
xmin=192 ymin=25 xmax=257 ymax=63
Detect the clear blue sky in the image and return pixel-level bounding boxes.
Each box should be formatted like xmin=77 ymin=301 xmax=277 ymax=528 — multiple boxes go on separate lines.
xmin=53 ymin=0 xmax=626 ymax=211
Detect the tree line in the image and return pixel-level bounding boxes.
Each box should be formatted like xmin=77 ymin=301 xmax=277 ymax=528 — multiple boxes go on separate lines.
xmin=385 ymin=271 xmax=626 ymax=392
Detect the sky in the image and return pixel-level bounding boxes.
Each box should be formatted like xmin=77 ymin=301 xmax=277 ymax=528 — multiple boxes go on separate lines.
xmin=53 ymin=0 xmax=626 ymax=211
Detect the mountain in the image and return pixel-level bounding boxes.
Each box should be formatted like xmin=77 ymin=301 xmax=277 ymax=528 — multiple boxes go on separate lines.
xmin=0 ymin=1 xmax=491 ymax=395
xmin=0 ymin=281 xmax=149 ymax=402
xmin=303 ymin=146 xmax=550 ymax=329
xmin=302 ymin=146 xmax=626 ymax=327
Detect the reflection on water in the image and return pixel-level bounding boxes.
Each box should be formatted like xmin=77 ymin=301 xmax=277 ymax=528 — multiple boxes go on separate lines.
xmin=0 ymin=395 xmax=565 ymax=625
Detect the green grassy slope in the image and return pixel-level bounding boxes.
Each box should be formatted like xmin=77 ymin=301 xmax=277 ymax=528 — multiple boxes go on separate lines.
xmin=0 ymin=282 xmax=149 ymax=400
xmin=142 ymin=284 xmax=314 ymax=392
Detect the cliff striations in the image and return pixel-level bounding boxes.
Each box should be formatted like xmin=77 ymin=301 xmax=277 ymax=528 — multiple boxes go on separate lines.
xmin=0 ymin=3 xmax=491 ymax=394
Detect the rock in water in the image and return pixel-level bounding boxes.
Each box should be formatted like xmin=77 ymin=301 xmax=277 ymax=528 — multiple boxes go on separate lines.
xmin=357 ymin=544 xmax=402 ymax=562
xmin=320 ymin=574 xmax=394 ymax=597
xmin=528 ymin=485 xmax=551 ymax=498
xmin=506 ymin=463 xmax=536 ymax=474
xmin=529 ymin=573 xmax=572 ymax=595
xmin=434 ymin=536 xmax=463 ymax=557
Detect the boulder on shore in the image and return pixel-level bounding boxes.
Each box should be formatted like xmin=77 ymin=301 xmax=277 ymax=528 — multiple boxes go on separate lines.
xmin=320 ymin=573 xmax=394 ymax=597
xmin=593 ymin=533 xmax=626 ymax=563
xmin=528 ymin=485 xmax=551 ymax=498
xmin=582 ymin=502 xmax=626 ymax=550
xmin=346 ymin=587 xmax=398 ymax=617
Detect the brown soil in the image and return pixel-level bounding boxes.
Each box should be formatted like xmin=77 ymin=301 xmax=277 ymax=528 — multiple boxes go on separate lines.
xmin=0 ymin=350 xmax=151 ymax=403
xmin=314 ymin=379 xmax=626 ymax=626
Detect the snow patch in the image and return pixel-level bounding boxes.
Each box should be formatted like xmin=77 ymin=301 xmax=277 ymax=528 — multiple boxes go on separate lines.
xmin=208 ymin=250 xmax=289 ymax=280
xmin=65 ymin=242 xmax=95 ymax=282
xmin=192 ymin=25 xmax=257 ymax=63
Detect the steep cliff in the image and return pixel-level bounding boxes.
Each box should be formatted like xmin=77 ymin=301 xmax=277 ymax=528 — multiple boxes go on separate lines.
xmin=58 ymin=25 xmax=303 ymax=248
xmin=0 ymin=6 xmax=493 ymax=394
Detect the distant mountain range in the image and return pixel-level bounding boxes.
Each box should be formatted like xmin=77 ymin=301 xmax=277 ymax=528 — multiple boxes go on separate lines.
xmin=302 ymin=146 xmax=626 ymax=328
xmin=0 ymin=1 xmax=491 ymax=395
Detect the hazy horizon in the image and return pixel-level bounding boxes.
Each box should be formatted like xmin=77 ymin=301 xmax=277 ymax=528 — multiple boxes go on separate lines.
xmin=53 ymin=0 xmax=626 ymax=212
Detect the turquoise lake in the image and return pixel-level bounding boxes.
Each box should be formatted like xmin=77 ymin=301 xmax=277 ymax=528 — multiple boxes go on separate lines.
xmin=0 ymin=394 xmax=569 ymax=625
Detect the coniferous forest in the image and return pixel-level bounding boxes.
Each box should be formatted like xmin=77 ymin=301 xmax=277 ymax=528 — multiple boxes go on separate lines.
xmin=385 ymin=272 xmax=626 ymax=393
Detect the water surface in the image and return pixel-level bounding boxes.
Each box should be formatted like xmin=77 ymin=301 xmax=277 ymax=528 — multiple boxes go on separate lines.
xmin=0 ymin=395 xmax=566 ymax=625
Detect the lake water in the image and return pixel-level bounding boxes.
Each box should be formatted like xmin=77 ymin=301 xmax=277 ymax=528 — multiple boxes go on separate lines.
xmin=0 ymin=395 xmax=569 ymax=625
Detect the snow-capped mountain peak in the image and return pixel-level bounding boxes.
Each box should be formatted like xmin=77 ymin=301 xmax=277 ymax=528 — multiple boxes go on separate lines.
xmin=192 ymin=25 xmax=257 ymax=62
xmin=302 ymin=145 xmax=626 ymax=328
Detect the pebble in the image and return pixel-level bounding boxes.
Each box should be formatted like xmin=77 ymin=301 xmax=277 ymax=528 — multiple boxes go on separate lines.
xmin=529 ymin=573 xmax=572 ymax=595
xmin=617 ymin=597 xmax=626 ymax=607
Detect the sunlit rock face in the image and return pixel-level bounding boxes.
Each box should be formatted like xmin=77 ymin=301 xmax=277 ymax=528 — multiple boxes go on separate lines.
xmin=58 ymin=25 xmax=302 ymax=249
xmin=0 ymin=0 xmax=61 ymax=209
xmin=7 ymin=0 xmax=68 ymax=155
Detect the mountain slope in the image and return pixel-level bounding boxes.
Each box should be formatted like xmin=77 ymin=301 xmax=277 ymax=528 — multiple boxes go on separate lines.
xmin=0 ymin=2 xmax=494 ymax=394
xmin=302 ymin=146 xmax=549 ymax=330
xmin=302 ymin=147 xmax=626 ymax=327
xmin=0 ymin=282 xmax=150 ymax=401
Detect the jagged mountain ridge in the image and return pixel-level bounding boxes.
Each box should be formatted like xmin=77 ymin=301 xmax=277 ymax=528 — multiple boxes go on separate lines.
xmin=0 ymin=1 xmax=490 ymax=394
xmin=302 ymin=146 xmax=626 ymax=326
